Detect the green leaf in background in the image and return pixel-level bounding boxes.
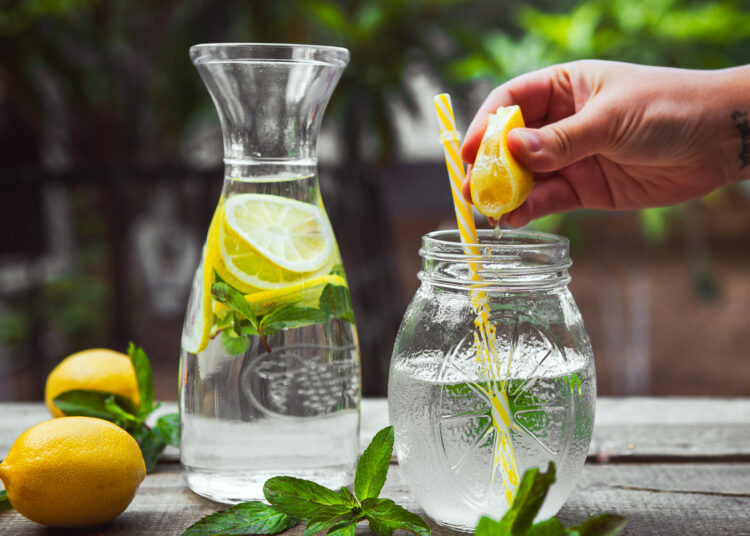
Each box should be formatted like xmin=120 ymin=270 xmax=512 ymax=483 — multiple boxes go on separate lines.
xmin=181 ymin=501 xmax=298 ymax=536
xmin=264 ymin=476 xmax=344 ymax=522
xmin=104 ymin=395 xmax=141 ymax=427
xmin=53 ymin=389 xmax=138 ymax=425
xmin=221 ymin=327 xmax=251 ymax=356
xmin=475 ymin=515 xmax=503 ymax=536
xmin=303 ymin=504 xmax=358 ymax=536
xmin=361 ymin=497 xmax=431 ymax=536
xmin=326 ymin=521 xmax=357 ymax=536
xmin=526 ymin=517 xmax=568 ymax=536
xmin=319 ymin=284 xmax=355 ymax=323
xmin=138 ymin=427 xmax=168 ymax=474
xmin=339 ymin=486 xmax=359 ymax=508
xmin=498 ymin=463 xmax=556 ymax=535
xmin=128 ymin=342 xmax=155 ymax=415
xmin=474 ymin=463 xmax=626 ymax=536
xmin=355 ymin=425 xmax=394 ymax=501
xmin=0 ymin=490 xmax=12 ymax=512
xmin=154 ymin=413 xmax=180 ymax=447
xmin=570 ymin=513 xmax=628 ymax=536
xmin=261 ymin=305 xmax=328 ymax=336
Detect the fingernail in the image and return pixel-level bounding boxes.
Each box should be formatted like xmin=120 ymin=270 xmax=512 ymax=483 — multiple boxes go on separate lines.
xmin=513 ymin=129 xmax=541 ymax=153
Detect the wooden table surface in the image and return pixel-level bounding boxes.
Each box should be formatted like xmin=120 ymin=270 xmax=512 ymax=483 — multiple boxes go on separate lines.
xmin=1 ymin=398 xmax=749 ymax=535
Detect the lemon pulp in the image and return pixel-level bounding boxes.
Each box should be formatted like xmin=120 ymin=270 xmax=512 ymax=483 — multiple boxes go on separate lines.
xmin=470 ymin=105 xmax=533 ymax=218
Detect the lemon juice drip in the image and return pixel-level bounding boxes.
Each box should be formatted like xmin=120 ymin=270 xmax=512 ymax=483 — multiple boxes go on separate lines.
xmin=494 ymin=223 xmax=503 ymax=240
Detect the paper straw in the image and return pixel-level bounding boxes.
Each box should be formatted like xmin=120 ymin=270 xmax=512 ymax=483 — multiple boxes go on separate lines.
xmin=433 ymin=94 xmax=480 ymax=256
xmin=433 ymin=93 xmax=519 ymax=504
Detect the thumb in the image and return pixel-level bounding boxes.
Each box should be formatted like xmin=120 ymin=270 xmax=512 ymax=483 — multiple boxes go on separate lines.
xmin=508 ymin=108 xmax=605 ymax=172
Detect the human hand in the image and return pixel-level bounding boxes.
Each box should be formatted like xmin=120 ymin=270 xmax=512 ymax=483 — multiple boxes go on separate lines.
xmin=461 ymin=60 xmax=750 ymax=227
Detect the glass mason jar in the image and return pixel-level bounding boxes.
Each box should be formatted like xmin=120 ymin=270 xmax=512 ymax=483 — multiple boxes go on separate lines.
xmin=388 ymin=230 xmax=595 ymax=531
xmin=179 ymin=44 xmax=360 ymax=504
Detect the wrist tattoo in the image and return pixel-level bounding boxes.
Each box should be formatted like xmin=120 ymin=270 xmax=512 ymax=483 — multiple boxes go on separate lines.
xmin=732 ymin=111 xmax=750 ymax=169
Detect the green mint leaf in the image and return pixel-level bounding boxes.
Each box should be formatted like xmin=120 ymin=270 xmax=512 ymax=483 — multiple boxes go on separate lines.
xmin=303 ymin=504 xmax=358 ymax=536
xmin=260 ymin=305 xmax=328 ymax=336
xmin=264 ymin=476 xmax=344 ymax=522
xmin=53 ymin=389 xmax=139 ymax=425
xmin=128 ymin=343 xmax=155 ymax=415
xmin=355 ymin=425 xmax=394 ymax=501
xmin=497 ymin=462 xmax=556 ymax=535
xmin=327 ymin=521 xmax=357 ymax=536
xmin=527 ymin=517 xmax=567 ymax=536
xmin=319 ymin=284 xmax=355 ymax=323
xmin=570 ymin=514 xmax=627 ymax=536
xmin=138 ymin=425 xmax=168 ymax=474
xmin=339 ymin=487 xmax=359 ymax=508
xmin=215 ymin=308 xmax=234 ymax=330
xmin=221 ymin=328 xmax=251 ymax=356
xmin=475 ymin=516 xmax=505 ymax=536
xmin=182 ymin=501 xmax=297 ymax=536
xmin=0 ymin=490 xmax=12 ymax=512
xmin=212 ymin=282 xmax=259 ymax=326
xmin=234 ymin=318 xmax=259 ymax=337
xmin=154 ymin=413 xmax=180 ymax=447
xmin=213 ymin=282 xmax=271 ymax=352
xmin=104 ymin=395 xmax=141 ymax=425
xmin=361 ymin=498 xmax=430 ymax=536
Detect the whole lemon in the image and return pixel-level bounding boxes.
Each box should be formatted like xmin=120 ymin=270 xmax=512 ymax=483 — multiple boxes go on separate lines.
xmin=45 ymin=348 xmax=140 ymax=417
xmin=0 ymin=417 xmax=146 ymax=527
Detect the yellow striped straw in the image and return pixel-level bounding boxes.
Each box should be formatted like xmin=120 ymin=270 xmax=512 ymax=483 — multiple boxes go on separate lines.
xmin=433 ymin=93 xmax=520 ymax=506
xmin=433 ymin=94 xmax=480 ymax=256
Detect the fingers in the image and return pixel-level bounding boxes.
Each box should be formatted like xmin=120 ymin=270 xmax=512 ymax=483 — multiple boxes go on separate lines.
xmin=505 ymin=175 xmax=583 ymax=228
xmin=461 ymin=67 xmax=561 ymax=165
xmin=507 ymin=104 xmax=605 ymax=173
xmin=462 ymin=164 xmax=472 ymax=203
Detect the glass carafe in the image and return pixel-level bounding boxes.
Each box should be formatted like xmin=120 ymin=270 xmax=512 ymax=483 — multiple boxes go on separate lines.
xmin=179 ymin=43 xmax=360 ymax=504
xmin=388 ymin=230 xmax=595 ymax=531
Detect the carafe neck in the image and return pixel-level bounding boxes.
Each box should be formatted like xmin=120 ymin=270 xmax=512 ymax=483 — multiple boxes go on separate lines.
xmin=190 ymin=43 xmax=349 ymax=167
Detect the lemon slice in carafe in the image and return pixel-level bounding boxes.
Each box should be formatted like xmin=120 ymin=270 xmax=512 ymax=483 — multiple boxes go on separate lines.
xmin=218 ymin=194 xmax=335 ymax=292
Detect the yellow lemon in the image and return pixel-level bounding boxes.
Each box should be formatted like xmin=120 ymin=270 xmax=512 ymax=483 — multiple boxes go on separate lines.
xmin=45 ymin=349 xmax=140 ymax=418
xmin=0 ymin=417 xmax=146 ymax=527
xmin=470 ymin=105 xmax=533 ymax=218
xmin=182 ymin=202 xmax=223 ymax=354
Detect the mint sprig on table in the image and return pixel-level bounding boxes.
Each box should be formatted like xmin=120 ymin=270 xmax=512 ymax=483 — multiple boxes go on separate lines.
xmin=182 ymin=426 xmax=430 ymax=536
xmin=475 ymin=463 xmax=627 ymax=536
xmin=183 ymin=428 xmax=626 ymax=536
xmin=0 ymin=490 xmax=10 ymax=512
xmin=52 ymin=343 xmax=179 ymax=473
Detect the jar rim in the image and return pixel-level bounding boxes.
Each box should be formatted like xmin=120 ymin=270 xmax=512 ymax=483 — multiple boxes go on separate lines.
xmin=190 ymin=43 xmax=350 ymax=67
xmin=422 ymin=229 xmax=568 ymax=254
xmin=419 ymin=229 xmax=571 ymax=290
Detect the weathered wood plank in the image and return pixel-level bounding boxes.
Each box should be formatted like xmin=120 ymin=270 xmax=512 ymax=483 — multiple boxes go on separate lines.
xmin=591 ymin=397 xmax=750 ymax=460
xmin=3 ymin=398 xmax=750 ymax=462
xmin=2 ymin=462 xmax=749 ymax=535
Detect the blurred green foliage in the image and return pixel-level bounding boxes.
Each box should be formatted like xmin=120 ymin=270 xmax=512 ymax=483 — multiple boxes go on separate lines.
xmin=449 ymin=0 xmax=750 ymax=243
xmin=2 ymin=0 xmax=749 ymax=349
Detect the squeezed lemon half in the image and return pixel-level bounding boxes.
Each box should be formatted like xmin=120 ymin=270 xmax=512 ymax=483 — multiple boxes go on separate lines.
xmin=470 ymin=106 xmax=533 ymax=219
